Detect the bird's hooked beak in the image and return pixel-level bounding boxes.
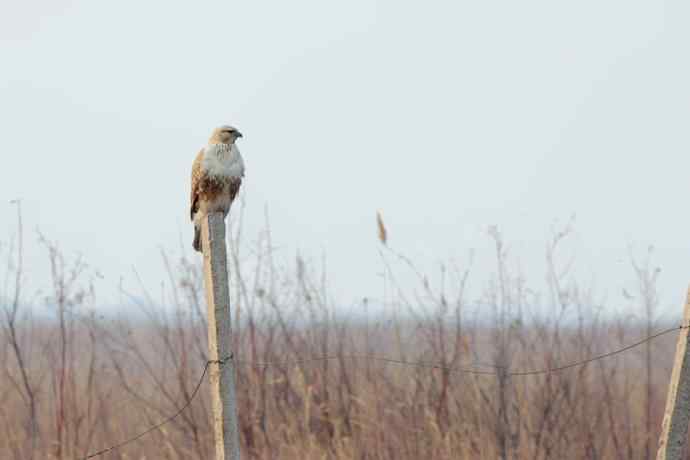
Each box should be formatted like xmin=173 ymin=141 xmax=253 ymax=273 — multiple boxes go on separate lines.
xmin=235 ymin=131 xmax=243 ymax=138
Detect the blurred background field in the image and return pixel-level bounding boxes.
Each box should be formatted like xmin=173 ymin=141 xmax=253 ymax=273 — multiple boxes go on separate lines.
xmin=1 ymin=208 xmax=680 ymax=459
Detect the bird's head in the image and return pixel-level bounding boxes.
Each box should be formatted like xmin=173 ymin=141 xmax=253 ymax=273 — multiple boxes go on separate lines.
xmin=209 ymin=125 xmax=243 ymax=145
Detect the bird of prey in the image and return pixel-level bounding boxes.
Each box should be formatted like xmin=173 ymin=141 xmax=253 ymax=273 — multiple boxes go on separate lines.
xmin=190 ymin=125 xmax=245 ymax=252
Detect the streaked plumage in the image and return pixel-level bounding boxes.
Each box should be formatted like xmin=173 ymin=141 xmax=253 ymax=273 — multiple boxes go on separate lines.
xmin=190 ymin=125 xmax=245 ymax=252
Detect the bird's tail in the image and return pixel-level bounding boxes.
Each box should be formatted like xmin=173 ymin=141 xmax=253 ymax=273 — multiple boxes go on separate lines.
xmin=192 ymin=226 xmax=202 ymax=252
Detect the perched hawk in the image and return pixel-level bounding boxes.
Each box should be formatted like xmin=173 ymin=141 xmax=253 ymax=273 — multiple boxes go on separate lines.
xmin=190 ymin=125 xmax=245 ymax=252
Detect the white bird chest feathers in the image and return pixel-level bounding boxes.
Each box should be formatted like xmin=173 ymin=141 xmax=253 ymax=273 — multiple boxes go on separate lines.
xmin=202 ymin=144 xmax=245 ymax=179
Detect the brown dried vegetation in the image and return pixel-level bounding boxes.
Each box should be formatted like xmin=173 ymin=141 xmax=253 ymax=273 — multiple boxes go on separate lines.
xmin=0 ymin=207 xmax=678 ymax=459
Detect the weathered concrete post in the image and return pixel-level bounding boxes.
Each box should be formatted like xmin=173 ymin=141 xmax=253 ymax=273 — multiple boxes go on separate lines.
xmin=202 ymin=212 xmax=241 ymax=460
xmin=656 ymin=287 xmax=690 ymax=460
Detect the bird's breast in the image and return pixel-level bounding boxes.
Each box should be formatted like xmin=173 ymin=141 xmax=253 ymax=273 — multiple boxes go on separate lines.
xmin=202 ymin=144 xmax=244 ymax=179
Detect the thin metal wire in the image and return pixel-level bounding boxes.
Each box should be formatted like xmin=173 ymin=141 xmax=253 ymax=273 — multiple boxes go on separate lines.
xmin=77 ymin=360 xmax=217 ymax=460
xmin=238 ymin=325 xmax=686 ymax=376
xmin=239 ymin=354 xmax=498 ymax=375
xmin=506 ymin=325 xmax=684 ymax=376
xmin=77 ymin=325 xmax=685 ymax=458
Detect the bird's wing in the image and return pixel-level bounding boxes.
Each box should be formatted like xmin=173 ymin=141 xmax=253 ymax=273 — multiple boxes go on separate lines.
xmin=228 ymin=177 xmax=243 ymax=202
xmin=190 ymin=148 xmax=205 ymax=221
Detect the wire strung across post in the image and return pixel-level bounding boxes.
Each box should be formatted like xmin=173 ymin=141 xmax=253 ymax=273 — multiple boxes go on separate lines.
xmin=77 ymin=358 xmax=225 ymax=460
xmin=77 ymin=324 xmax=687 ymax=459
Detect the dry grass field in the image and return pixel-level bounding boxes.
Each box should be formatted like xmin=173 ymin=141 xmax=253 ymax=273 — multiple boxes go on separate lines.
xmin=0 ymin=215 xmax=681 ymax=459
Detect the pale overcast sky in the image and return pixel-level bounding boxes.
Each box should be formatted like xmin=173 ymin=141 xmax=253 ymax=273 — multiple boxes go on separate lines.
xmin=1 ymin=0 xmax=689 ymax=317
